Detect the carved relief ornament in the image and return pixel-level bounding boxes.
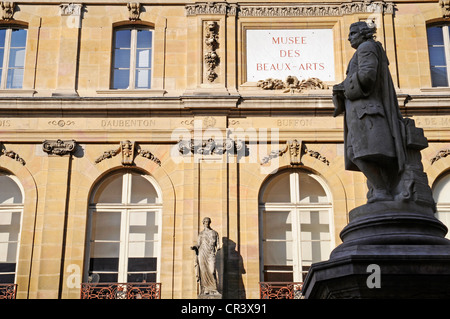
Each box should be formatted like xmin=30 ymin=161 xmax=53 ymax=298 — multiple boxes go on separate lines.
xmin=127 ymin=2 xmax=142 ymax=21
xmin=59 ymin=3 xmax=82 ymax=16
xmin=178 ymin=138 xmax=244 ymax=156
xmin=95 ymin=141 xmax=161 ymax=166
xmin=0 ymin=143 xmax=25 ymax=165
xmin=204 ymin=21 xmax=220 ymax=83
xmin=261 ymin=139 xmax=330 ymax=166
xmin=186 ymin=1 xmax=394 ymax=17
xmin=186 ymin=2 xmax=238 ymax=16
xmin=42 ymin=139 xmax=77 ymax=156
xmin=0 ymin=2 xmax=14 ymax=20
xmin=440 ymin=0 xmax=450 ymax=18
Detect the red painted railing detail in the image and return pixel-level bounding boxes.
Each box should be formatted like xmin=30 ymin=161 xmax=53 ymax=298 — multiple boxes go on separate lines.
xmin=259 ymin=282 xmax=303 ymax=299
xmin=80 ymin=282 xmax=161 ymax=299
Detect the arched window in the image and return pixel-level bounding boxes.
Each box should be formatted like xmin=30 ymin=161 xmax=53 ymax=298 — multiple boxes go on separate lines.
xmin=433 ymin=172 xmax=450 ymax=239
xmin=111 ymin=25 xmax=153 ymax=90
xmin=0 ymin=26 xmax=27 ymax=89
xmin=0 ymin=172 xmax=24 ymax=284
xmin=259 ymin=169 xmax=333 ymax=283
xmin=85 ymin=170 xmax=162 ymax=283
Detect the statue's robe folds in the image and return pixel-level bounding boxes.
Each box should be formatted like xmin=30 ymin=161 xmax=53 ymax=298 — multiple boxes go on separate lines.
xmin=334 ymin=39 xmax=406 ymax=173
xmin=196 ymin=228 xmax=219 ymax=294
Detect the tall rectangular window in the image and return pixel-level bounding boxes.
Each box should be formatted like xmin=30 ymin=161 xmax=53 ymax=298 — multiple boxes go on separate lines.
xmin=427 ymin=25 xmax=450 ymax=87
xmin=0 ymin=27 xmax=27 ymax=89
xmin=111 ymin=27 xmax=153 ymax=90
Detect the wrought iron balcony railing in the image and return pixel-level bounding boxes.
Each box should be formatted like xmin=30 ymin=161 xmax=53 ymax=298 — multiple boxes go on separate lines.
xmin=259 ymin=282 xmax=303 ymax=299
xmin=0 ymin=284 xmax=17 ymax=299
xmin=80 ymin=282 xmax=161 ymax=299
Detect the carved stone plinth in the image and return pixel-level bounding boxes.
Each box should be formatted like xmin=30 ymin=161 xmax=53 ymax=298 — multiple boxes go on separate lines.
xmin=302 ymin=202 xmax=450 ymax=299
xmin=198 ymin=292 xmax=222 ymax=299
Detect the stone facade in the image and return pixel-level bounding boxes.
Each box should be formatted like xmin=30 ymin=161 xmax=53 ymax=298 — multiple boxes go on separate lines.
xmin=1 ymin=0 xmax=450 ymax=299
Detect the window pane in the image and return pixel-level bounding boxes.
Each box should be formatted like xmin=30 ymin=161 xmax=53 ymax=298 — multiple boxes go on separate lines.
xmin=136 ymin=29 xmax=152 ymax=48
xmin=0 ymin=211 xmax=21 ymax=263
xmin=429 ymin=46 xmax=447 ymax=66
xmin=431 ymin=66 xmax=449 ymax=87
xmin=112 ymin=69 xmax=130 ymax=89
xmin=136 ymin=49 xmax=151 ymax=68
xmin=91 ymin=211 xmax=121 ymax=242
xmin=263 ymin=211 xmax=292 ymax=240
xmin=10 ymin=29 xmax=27 ymax=48
xmin=89 ymin=257 xmax=119 ymax=272
xmin=113 ymin=49 xmax=130 ymax=69
xmin=8 ymin=48 xmax=25 ymax=68
xmin=128 ymin=211 xmax=158 ymax=257
xmin=261 ymin=172 xmax=291 ymax=202
xmin=298 ymin=174 xmax=328 ymax=203
xmin=0 ymin=175 xmax=23 ymax=204
xmin=427 ymin=26 xmax=444 ymax=46
xmin=130 ymin=174 xmax=158 ymax=204
xmin=433 ymin=174 xmax=450 ymax=203
xmin=0 ymin=29 xmax=6 ymax=48
xmin=6 ymin=68 xmax=23 ymax=89
xmin=135 ymin=69 xmax=151 ymax=89
xmin=436 ymin=210 xmax=450 ymax=239
xmin=93 ymin=174 xmax=123 ymax=204
xmin=115 ymin=29 xmax=131 ymax=48
xmin=263 ymin=241 xmax=293 ymax=265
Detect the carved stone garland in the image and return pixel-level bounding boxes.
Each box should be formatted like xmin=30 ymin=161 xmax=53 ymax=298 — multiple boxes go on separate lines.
xmin=95 ymin=140 xmax=161 ymax=166
xmin=204 ymin=21 xmax=220 ymax=83
xmin=257 ymin=76 xmax=329 ymax=93
xmin=261 ymin=139 xmax=330 ymax=166
xmin=0 ymin=143 xmax=25 ymax=165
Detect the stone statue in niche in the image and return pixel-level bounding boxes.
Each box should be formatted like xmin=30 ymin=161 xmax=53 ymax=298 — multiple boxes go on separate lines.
xmin=191 ymin=217 xmax=221 ymax=298
xmin=333 ymin=21 xmax=433 ymax=207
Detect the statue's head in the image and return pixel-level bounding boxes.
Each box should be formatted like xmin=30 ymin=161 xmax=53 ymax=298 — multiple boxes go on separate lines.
xmin=348 ymin=21 xmax=376 ymax=49
xmin=202 ymin=217 xmax=211 ymax=227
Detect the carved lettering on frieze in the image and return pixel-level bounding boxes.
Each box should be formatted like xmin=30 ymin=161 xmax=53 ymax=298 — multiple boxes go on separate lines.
xmin=42 ymin=139 xmax=77 ymax=156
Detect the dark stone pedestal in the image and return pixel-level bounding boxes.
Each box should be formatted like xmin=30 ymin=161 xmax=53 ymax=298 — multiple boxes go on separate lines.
xmin=302 ymin=201 xmax=450 ymax=299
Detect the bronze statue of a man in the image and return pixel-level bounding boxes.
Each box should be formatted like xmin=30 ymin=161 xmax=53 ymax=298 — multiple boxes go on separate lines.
xmin=191 ymin=217 xmax=220 ymax=296
xmin=333 ymin=21 xmax=432 ymax=205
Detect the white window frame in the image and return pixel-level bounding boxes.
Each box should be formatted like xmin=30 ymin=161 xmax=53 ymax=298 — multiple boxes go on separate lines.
xmin=85 ymin=171 xmax=162 ymax=283
xmin=0 ymin=27 xmax=27 ymax=90
xmin=259 ymin=171 xmax=334 ymax=283
xmin=0 ymin=174 xmax=24 ymax=284
xmin=111 ymin=26 xmax=154 ymax=90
